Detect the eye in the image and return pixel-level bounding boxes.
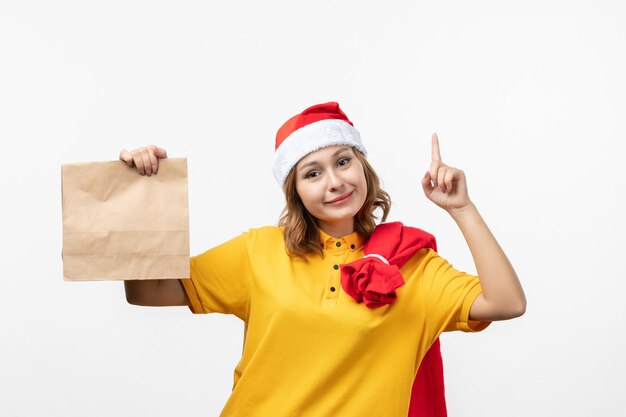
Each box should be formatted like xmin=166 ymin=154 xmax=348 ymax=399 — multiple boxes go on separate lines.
xmin=338 ymin=157 xmax=351 ymax=167
xmin=305 ymin=171 xmax=320 ymax=179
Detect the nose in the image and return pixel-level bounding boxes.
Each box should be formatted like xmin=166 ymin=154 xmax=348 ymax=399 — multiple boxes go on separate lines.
xmin=326 ymin=169 xmax=344 ymax=191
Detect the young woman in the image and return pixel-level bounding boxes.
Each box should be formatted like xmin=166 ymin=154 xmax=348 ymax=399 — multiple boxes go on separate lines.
xmin=120 ymin=102 xmax=526 ymax=417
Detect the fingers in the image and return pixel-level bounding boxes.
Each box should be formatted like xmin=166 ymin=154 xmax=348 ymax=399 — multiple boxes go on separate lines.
xmin=130 ymin=149 xmax=146 ymax=175
xmin=146 ymin=147 xmax=158 ymax=176
xmin=429 ymin=163 xmax=449 ymax=193
xmin=431 ymin=133 xmax=442 ymax=162
xmin=427 ymin=164 xmax=458 ymax=193
xmin=119 ymin=149 xmax=134 ymax=167
xmin=421 ymin=171 xmax=434 ymax=195
xmin=146 ymin=145 xmax=168 ymax=174
xmin=443 ymin=169 xmax=454 ymax=193
xmin=141 ymin=148 xmax=153 ymax=176
xmin=429 ymin=133 xmax=452 ymax=192
xmin=429 ymin=159 xmax=443 ymax=190
xmin=429 ymin=133 xmax=444 ymax=189
xmin=437 ymin=166 xmax=446 ymax=193
xmin=424 ymin=134 xmax=464 ymax=198
xmin=152 ymin=146 xmax=168 ymax=159
xmin=120 ymin=145 xmax=168 ymax=176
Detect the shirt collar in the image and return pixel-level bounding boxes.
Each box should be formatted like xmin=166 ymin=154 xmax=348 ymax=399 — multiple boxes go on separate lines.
xmin=318 ymin=228 xmax=366 ymax=251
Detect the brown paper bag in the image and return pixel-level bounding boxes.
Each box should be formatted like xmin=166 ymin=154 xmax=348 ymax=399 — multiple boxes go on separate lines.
xmin=61 ymin=158 xmax=190 ymax=281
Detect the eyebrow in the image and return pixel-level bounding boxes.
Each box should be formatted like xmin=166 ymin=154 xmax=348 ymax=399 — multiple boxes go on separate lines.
xmin=297 ymin=148 xmax=352 ymax=171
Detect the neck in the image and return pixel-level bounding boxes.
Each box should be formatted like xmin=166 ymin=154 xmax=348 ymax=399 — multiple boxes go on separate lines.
xmin=319 ymin=219 xmax=355 ymax=238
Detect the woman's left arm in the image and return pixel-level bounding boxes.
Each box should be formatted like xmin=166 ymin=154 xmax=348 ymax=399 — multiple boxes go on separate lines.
xmin=421 ymin=134 xmax=527 ymax=322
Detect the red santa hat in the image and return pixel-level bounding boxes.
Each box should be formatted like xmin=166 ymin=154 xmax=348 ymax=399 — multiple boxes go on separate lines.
xmin=273 ymin=102 xmax=367 ymax=186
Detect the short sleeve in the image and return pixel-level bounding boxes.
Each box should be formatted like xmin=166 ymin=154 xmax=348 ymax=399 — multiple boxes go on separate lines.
xmin=180 ymin=233 xmax=252 ymax=320
xmin=416 ymin=249 xmax=491 ymax=333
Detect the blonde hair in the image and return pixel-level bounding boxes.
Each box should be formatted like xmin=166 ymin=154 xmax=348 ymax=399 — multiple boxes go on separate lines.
xmin=278 ymin=148 xmax=391 ymax=259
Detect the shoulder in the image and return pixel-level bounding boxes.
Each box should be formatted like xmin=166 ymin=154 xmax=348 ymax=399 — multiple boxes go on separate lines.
xmin=401 ymin=247 xmax=440 ymax=274
xmin=243 ymin=225 xmax=284 ymax=241
xmin=400 ymin=247 xmax=471 ymax=288
xmin=192 ymin=226 xmax=287 ymax=268
xmin=241 ymin=225 xmax=286 ymax=252
xmin=195 ymin=226 xmax=284 ymax=254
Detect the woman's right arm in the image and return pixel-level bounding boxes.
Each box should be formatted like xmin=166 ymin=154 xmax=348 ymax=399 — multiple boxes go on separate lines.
xmin=124 ymin=280 xmax=189 ymax=306
xmin=119 ymin=145 xmax=189 ymax=307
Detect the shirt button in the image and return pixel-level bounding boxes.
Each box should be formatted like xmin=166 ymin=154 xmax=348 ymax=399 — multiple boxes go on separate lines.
xmin=350 ymin=244 xmax=355 ymax=249
xmin=330 ymin=286 xmax=336 ymax=292
xmin=333 ymin=264 xmax=339 ymax=270
xmin=336 ymin=241 xmax=341 ymax=247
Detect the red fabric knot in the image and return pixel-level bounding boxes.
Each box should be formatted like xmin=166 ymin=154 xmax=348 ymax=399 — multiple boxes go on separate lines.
xmin=340 ymin=222 xmax=437 ymax=309
xmin=340 ymin=256 xmax=403 ymax=309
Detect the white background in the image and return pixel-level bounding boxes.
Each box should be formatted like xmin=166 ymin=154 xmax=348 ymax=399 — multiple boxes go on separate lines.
xmin=1 ymin=1 xmax=625 ymax=416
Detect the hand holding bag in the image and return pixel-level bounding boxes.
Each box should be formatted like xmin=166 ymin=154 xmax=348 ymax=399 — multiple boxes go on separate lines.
xmin=61 ymin=158 xmax=190 ymax=281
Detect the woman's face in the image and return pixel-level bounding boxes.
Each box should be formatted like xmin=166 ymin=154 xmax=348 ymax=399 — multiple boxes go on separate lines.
xmin=294 ymin=145 xmax=367 ymax=237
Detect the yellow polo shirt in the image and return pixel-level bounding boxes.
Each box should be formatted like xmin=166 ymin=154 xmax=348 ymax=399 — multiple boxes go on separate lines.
xmin=181 ymin=226 xmax=489 ymax=417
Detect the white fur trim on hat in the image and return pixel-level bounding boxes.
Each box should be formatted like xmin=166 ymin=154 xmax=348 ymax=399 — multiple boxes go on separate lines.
xmin=272 ymin=119 xmax=367 ymax=186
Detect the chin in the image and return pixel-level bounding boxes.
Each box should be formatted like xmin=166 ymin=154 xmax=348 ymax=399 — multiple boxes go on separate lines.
xmin=319 ymin=206 xmax=361 ymax=225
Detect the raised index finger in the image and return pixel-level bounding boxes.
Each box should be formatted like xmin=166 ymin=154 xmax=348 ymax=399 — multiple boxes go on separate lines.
xmin=431 ymin=133 xmax=442 ymax=162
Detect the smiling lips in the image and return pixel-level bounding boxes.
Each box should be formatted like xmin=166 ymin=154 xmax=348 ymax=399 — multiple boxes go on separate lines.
xmin=326 ymin=191 xmax=353 ymax=205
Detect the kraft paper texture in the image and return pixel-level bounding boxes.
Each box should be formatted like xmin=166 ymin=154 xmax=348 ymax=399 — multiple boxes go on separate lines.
xmin=61 ymin=158 xmax=190 ymax=281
